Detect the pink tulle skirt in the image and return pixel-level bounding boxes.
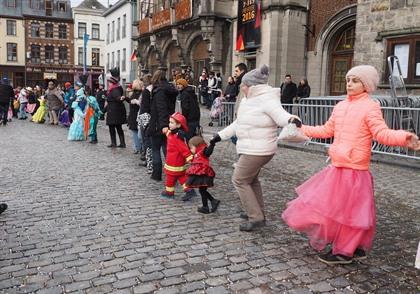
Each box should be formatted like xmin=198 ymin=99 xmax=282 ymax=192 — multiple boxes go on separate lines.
xmin=282 ymin=165 xmax=376 ymax=257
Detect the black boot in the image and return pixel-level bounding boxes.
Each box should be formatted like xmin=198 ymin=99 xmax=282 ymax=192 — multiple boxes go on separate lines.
xmin=108 ymin=129 xmax=117 ymax=147
xmin=118 ymin=133 xmax=126 ymax=148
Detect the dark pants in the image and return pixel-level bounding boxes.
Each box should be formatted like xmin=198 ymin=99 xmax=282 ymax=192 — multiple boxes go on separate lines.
xmin=199 ymin=187 xmax=215 ymax=207
xmin=0 ymin=103 xmax=8 ymax=125
xmin=186 ymin=121 xmax=200 ymax=141
xmin=151 ymin=134 xmax=167 ymax=179
xmin=108 ymin=124 xmax=125 ymax=146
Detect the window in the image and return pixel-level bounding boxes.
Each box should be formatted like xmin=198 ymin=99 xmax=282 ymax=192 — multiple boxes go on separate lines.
xmin=58 ymin=1 xmax=66 ymax=12
xmin=31 ymin=23 xmax=40 ymax=37
xmin=46 ymin=0 xmax=52 ymax=16
xmin=7 ymin=0 xmax=16 ymax=7
xmin=122 ymin=14 xmax=126 ymax=39
xmin=107 ymin=53 xmax=110 ymax=71
xmin=92 ymin=24 xmax=100 ymax=40
xmin=30 ymin=0 xmax=43 ymax=9
xmin=122 ymin=48 xmax=126 ymax=72
xmin=78 ymin=22 xmax=86 ymax=38
xmin=31 ymin=45 xmax=41 ymax=63
xmin=112 ymin=52 xmax=115 ymax=68
xmin=7 ymin=20 xmax=16 ymax=36
xmin=92 ymin=48 xmax=100 ymax=66
xmin=386 ymin=35 xmax=420 ymax=84
xmin=117 ymin=18 xmax=120 ymax=41
xmin=45 ymin=23 xmax=54 ymax=38
xmin=117 ymin=50 xmax=120 ymax=70
xmin=78 ymin=47 xmax=83 ymax=66
xmin=45 ymin=46 xmax=54 ymax=64
xmin=107 ymin=23 xmax=110 ymax=44
xmin=111 ymin=21 xmax=115 ymax=42
xmin=59 ymin=47 xmax=68 ymax=64
xmin=59 ymin=25 xmax=67 ymax=39
xmin=7 ymin=43 xmax=17 ymax=61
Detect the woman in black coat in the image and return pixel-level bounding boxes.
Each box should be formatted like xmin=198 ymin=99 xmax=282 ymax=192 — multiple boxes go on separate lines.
xmin=125 ymin=80 xmax=143 ymax=153
xmin=176 ymin=78 xmax=200 ymax=140
xmin=224 ymin=76 xmax=237 ymax=102
xmin=106 ymin=68 xmax=126 ymax=148
xmin=296 ymin=78 xmax=311 ymax=100
xmin=146 ymin=70 xmax=178 ymax=181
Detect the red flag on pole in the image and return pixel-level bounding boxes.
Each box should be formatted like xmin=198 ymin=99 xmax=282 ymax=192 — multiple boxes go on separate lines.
xmin=130 ymin=49 xmax=138 ymax=61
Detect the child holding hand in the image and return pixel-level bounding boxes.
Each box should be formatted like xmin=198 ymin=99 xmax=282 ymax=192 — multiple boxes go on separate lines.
xmin=187 ymin=136 xmax=220 ymax=214
xmin=282 ymin=65 xmax=420 ymax=265
xmin=161 ymin=112 xmax=197 ymax=200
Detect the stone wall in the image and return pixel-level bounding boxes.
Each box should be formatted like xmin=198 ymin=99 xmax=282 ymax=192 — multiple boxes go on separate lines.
xmin=354 ymin=0 xmax=420 ymax=94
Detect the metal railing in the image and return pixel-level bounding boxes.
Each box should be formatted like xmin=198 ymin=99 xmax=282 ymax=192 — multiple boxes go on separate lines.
xmin=215 ymin=97 xmax=420 ymax=160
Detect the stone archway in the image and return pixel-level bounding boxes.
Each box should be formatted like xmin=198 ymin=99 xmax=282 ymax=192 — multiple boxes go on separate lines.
xmin=311 ymin=5 xmax=357 ymax=96
xmin=329 ymin=24 xmax=356 ymax=95
xmin=190 ymin=38 xmax=210 ymax=80
xmin=147 ymin=49 xmax=160 ymax=75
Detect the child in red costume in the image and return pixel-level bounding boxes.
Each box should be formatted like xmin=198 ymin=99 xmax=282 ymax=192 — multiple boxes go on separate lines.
xmin=161 ymin=112 xmax=197 ymax=200
xmin=186 ymin=136 xmax=220 ymax=214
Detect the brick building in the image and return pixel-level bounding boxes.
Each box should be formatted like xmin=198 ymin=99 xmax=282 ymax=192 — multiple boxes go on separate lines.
xmin=0 ymin=1 xmax=26 ymax=87
xmin=24 ymin=0 xmax=74 ymax=87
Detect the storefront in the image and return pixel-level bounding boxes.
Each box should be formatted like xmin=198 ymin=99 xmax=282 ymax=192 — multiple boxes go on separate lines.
xmin=73 ymin=67 xmax=105 ymax=92
xmin=0 ymin=65 xmax=25 ymax=88
xmin=26 ymin=66 xmax=75 ymax=88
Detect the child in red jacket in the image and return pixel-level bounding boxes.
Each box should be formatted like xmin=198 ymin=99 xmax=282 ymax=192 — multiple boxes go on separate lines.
xmin=161 ymin=112 xmax=197 ymax=200
xmin=186 ymin=136 xmax=220 ymax=214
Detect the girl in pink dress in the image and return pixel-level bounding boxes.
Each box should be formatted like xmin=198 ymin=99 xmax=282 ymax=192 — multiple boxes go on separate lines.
xmin=282 ymin=65 xmax=420 ymax=265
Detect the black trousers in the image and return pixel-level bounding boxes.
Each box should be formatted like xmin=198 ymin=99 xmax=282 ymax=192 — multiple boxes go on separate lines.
xmin=108 ymin=124 xmax=124 ymax=145
xmin=0 ymin=103 xmax=8 ymax=125
xmin=199 ymin=187 xmax=214 ymax=207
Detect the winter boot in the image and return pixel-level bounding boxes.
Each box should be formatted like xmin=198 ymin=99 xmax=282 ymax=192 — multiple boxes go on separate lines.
xmin=118 ymin=133 xmax=126 ymax=148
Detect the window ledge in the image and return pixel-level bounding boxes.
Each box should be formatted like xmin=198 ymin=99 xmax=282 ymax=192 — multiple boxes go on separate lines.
xmin=378 ymin=83 xmax=420 ymax=89
xmin=376 ymin=27 xmax=420 ymax=41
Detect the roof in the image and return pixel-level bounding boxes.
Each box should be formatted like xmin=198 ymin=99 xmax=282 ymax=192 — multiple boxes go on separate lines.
xmin=76 ymin=0 xmax=106 ymax=10
xmin=102 ymin=0 xmax=129 ymax=17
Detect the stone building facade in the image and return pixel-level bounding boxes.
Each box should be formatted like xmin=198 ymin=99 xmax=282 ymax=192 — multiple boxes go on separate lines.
xmin=135 ymin=0 xmax=234 ymax=81
xmin=354 ymin=0 xmax=420 ymax=95
xmin=24 ymin=0 xmax=75 ymax=87
xmin=232 ymin=0 xmax=308 ymax=87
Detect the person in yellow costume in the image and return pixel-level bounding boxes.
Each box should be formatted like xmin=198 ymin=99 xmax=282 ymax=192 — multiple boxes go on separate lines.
xmin=31 ymin=96 xmax=47 ymax=123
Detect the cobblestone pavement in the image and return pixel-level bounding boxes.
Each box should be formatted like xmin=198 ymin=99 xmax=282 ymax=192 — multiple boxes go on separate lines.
xmin=0 ymin=118 xmax=419 ymax=294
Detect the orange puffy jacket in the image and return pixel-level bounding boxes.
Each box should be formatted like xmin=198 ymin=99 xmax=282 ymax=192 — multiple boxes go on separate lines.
xmin=302 ymin=92 xmax=411 ymax=170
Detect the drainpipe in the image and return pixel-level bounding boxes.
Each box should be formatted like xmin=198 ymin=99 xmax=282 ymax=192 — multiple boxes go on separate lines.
xmin=303 ymin=0 xmax=310 ymax=79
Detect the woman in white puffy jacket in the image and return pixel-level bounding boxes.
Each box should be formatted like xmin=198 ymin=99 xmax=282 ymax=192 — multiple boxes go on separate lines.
xmin=210 ymin=64 xmax=300 ymax=232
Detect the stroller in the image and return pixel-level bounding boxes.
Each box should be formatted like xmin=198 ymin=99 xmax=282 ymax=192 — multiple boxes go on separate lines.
xmin=208 ymin=90 xmax=224 ymax=127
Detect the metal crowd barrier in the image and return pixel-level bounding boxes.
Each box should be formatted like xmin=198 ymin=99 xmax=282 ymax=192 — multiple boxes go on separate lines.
xmin=286 ymin=96 xmax=420 ymax=160
xmin=217 ymin=97 xmax=420 ymax=160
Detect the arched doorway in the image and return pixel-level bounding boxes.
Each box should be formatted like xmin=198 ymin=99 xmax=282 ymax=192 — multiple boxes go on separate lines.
xmin=167 ymin=45 xmax=181 ymax=75
xmin=148 ymin=50 xmax=159 ymax=75
xmin=329 ymin=25 xmax=355 ymax=95
xmin=191 ymin=39 xmax=210 ymax=82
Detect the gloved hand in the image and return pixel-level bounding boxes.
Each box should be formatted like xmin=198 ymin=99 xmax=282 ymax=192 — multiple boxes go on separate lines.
xmin=288 ymin=116 xmax=302 ymax=128
xmin=209 ymin=134 xmax=221 ymax=145
xmin=177 ymin=129 xmax=187 ymax=141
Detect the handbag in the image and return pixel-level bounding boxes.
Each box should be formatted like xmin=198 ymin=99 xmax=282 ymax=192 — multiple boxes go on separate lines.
xmin=13 ymin=99 xmax=19 ymax=110
xmin=278 ymin=123 xmax=309 ymax=143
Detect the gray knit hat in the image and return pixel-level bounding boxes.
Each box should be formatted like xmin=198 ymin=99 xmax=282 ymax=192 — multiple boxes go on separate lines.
xmin=241 ymin=64 xmax=269 ymax=86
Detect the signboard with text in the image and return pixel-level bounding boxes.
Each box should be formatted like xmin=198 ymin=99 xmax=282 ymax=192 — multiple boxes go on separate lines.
xmin=236 ymin=0 xmax=261 ymax=51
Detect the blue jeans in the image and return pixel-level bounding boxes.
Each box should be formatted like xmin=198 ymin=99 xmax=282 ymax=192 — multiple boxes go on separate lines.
xmin=131 ymin=129 xmax=142 ymax=152
xmin=151 ymin=134 xmax=167 ymax=179
xmin=19 ymin=102 xmax=27 ymax=119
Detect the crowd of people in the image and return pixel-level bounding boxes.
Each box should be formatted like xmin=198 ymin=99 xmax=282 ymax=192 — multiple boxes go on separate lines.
xmin=1 ymin=63 xmax=420 ymax=267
